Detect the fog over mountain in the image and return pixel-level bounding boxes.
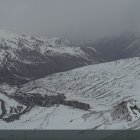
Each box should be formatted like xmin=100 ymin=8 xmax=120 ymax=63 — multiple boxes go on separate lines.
xmin=0 ymin=0 xmax=140 ymax=40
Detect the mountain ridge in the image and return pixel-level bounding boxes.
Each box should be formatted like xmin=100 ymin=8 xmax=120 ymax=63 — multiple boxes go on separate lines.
xmin=0 ymin=29 xmax=103 ymax=85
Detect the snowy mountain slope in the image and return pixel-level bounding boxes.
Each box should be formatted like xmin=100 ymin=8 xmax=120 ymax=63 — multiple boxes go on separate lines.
xmin=2 ymin=29 xmax=140 ymax=130
xmin=0 ymin=104 xmax=125 ymax=130
xmin=18 ymin=57 xmax=140 ymax=108
xmin=0 ymin=57 xmax=138 ymax=129
xmin=0 ymin=105 xmax=91 ymax=130
xmin=0 ymin=29 xmax=103 ymax=85
xmin=0 ymin=100 xmax=139 ymax=130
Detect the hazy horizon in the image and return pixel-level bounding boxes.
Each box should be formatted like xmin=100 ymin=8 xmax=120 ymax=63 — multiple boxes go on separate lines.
xmin=0 ymin=0 xmax=140 ymax=40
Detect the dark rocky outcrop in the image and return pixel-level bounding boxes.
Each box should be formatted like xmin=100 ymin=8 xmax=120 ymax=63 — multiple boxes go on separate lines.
xmin=111 ymin=99 xmax=140 ymax=122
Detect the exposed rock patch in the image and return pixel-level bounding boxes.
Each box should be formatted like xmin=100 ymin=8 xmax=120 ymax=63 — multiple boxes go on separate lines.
xmin=111 ymin=99 xmax=140 ymax=122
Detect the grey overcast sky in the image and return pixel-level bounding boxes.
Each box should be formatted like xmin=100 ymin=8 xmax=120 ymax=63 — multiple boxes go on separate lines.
xmin=0 ymin=0 xmax=139 ymax=40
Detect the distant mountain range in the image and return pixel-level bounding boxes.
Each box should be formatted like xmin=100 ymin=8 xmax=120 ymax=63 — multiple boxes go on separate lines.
xmin=78 ymin=32 xmax=140 ymax=61
xmin=0 ymin=29 xmax=103 ymax=85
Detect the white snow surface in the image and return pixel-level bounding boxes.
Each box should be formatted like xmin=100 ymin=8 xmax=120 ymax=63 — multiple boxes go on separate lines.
xmin=21 ymin=57 xmax=140 ymax=108
xmin=2 ymin=57 xmax=140 ymax=129
xmin=5 ymin=57 xmax=139 ymax=130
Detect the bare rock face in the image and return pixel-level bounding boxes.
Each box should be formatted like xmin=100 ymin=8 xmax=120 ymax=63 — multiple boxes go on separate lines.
xmin=111 ymin=99 xmax=140 ymax=122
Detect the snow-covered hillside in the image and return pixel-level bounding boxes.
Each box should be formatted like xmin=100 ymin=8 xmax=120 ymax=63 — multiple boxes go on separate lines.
xmin=19 ymin=57 xmax=140 ymax=108
xmin=0 ymin=57 xmax=139 ymax=129
xmin=0 ymin=29 xmax=103 ymax=85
